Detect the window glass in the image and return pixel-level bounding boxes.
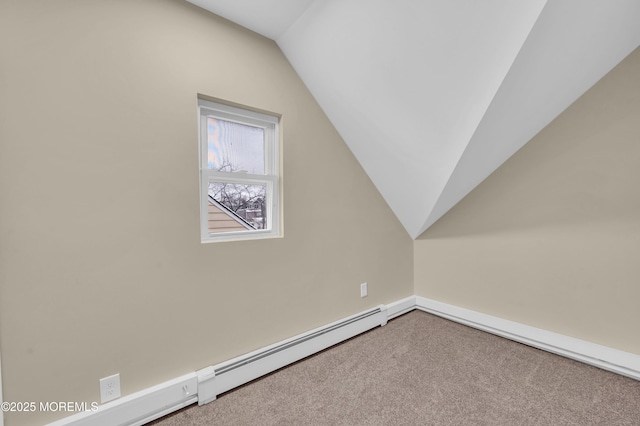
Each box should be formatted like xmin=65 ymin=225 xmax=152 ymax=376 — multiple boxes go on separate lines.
xmin=198 ymin=97 xmax=280 ymax=243
xmin=208 ymin=182 xmax=268 ymax=231
xmin=207 ymin=118 xmax=265 ymax=174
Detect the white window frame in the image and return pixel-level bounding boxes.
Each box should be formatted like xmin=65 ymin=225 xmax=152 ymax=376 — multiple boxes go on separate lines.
xmin=198 ymin=97 xmax=281 ymax=243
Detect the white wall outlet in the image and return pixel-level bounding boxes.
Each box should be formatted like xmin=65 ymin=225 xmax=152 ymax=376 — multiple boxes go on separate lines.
xmin=99 ymin=373 xmax=121 ymax=403
xmin=360 ymin=282 xmax=368 ymax=298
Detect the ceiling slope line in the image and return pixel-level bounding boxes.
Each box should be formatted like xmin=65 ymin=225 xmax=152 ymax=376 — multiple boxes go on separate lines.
xmin=276 ymin=1 xmax=551 ymax=240
xmin=275 ymin=0 xmax=319 ymax=43
xmin=415 ymin=0 xmax=550 ymax=239
xmin=420 ymin=0 xmax=640 ymax=237
xmin=185 ymin=0 xmax=315 ymax=40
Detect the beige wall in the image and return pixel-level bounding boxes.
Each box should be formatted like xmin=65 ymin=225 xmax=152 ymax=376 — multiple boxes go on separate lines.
xmin=415 ymin=47 xmax=640 ymax=355
xmin=2 ymin=1 xmax=638 ymax=424
xmin=0 ymin=1 xmax=413 ymax=424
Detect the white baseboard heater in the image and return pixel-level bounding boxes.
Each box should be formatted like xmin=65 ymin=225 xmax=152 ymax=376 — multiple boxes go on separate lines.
xmin=197 ymin=304 xmax=389 ymax=405
xmin=44 ymin=295 xmax=640 ymax=426
xmin=46 ymin=374 xmax=198 ymax=426
xmin=45 ymin=301 xmax=409 ymax=426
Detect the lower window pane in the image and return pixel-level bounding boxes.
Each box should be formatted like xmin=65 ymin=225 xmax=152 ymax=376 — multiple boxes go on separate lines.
xmin=207 ymin=182 xmax=267 ymax=233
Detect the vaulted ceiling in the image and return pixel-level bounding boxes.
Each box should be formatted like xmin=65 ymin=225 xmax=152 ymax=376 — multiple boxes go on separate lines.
xmin=186 ymin=0 xmax=640 ymax=239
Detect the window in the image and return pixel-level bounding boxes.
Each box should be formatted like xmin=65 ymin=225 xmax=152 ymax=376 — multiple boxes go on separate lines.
xmin=198 ymin=97 xmax=281 ymax=242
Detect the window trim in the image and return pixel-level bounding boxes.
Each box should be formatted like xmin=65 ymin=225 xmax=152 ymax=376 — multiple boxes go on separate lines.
xmin=198 ymin=96 xmax=282 ymax=243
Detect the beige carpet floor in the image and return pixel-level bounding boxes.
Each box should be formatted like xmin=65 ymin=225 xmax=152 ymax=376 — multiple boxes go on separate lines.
xmin=149 ymin=310 xmax=640 ymax=425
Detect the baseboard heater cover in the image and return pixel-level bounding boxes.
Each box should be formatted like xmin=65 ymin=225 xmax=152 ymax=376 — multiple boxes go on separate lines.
xmin=46 ymin=373 xmax=198 ymax=426
xmin=415 ymin=296 xmax=640 ymax=381
xmin=43 ymin=296 xmax=640 ymax=426
xmin=197 ymin=304 xmax=389 ymax=405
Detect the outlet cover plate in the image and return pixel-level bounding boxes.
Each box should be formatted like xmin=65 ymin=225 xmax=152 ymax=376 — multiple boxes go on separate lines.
xmin=360 ymin=282 xmax=368 ymax=298
xmin=99 ymin=373 xmax=121 ymax=403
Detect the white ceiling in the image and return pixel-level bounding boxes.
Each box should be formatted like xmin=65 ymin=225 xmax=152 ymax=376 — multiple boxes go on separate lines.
xmin=187 ymin=0 xmax=640 ymax=239
xmin=185 ymin=0 xmax=315 ymax=40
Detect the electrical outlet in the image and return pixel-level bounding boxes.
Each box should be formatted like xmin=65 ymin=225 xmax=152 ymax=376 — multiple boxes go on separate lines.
xmin=360 ymin=282 xmax=368 ymax=298
xmin=99 ymin=373 xmax=121 ymax=403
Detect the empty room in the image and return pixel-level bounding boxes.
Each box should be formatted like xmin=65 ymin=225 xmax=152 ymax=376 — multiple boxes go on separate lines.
xmin=0 ymin=1 xmax=639 ymax=425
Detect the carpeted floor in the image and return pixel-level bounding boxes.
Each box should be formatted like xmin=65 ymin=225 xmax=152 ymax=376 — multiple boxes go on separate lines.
xmin=149 ymin=310 xmax=640 ymax=425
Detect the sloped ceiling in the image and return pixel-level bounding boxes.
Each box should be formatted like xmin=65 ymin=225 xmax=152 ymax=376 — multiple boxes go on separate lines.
xmin=186 ymin=0 xmax=640 ymax=239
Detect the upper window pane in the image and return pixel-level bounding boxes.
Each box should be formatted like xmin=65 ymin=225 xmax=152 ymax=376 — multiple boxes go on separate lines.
xmin=207 ymin=117 xmax=265 ymax=174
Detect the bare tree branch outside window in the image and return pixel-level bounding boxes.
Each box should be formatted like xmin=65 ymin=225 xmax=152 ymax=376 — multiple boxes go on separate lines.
xmin=208 ymin=164 xmax=267 ymax=229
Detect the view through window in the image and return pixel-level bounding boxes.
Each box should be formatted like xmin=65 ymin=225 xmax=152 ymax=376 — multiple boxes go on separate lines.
xmin=199 ymin=98 xmax=281 ymax=242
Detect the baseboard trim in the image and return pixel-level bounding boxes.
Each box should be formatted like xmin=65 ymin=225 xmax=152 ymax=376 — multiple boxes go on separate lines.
xmin=47 ymin=303 xmax=394 ymax=425
xmin=385 ymin=296 xmax=416 ymax=320
xmin=415 ymin=296 xmax=640 ymax=381
xmin=197 ymin=304 xmax=390 ymax=404
xmin=46 ymin=296 xmax=640 ymax=425
xmin=46 ymin=373 xmax=197 ymax=426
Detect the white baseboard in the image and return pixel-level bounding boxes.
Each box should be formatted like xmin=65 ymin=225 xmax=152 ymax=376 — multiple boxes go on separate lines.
xmin=45 ymin=296 xmax=640 ymax=425
xmin=385 ymin=296 xmax=416 ymax=320
xmin=197 ymin=304 xmax=390 ymax=404
xmin=46 ymin=303 xmax=394 ymax=426
xmin=415 ymin=296 xmax=640 ymax=381
xmin=46 ymin=373 xmax=198 ymax=426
